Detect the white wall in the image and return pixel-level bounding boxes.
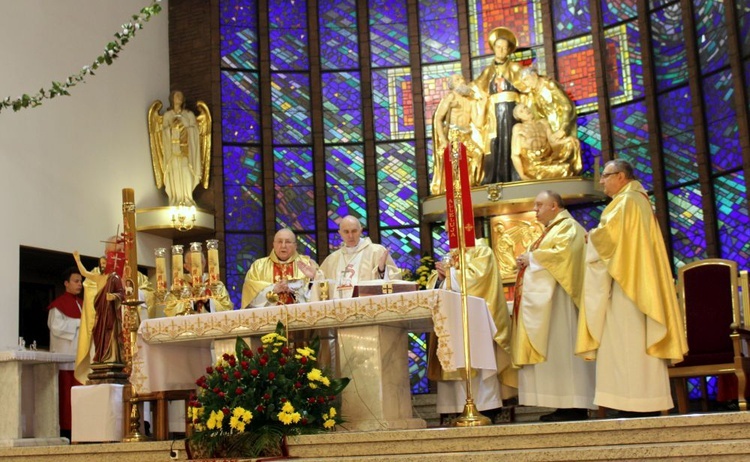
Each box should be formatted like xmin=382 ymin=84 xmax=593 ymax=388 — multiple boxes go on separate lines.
xmin=0 ymin=0 xmax=172 ymax=348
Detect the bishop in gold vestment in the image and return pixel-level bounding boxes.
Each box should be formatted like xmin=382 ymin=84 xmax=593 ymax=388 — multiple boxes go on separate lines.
xmin=577 ymin=160 xmax=687 ymax=413
xmin=512 ymin=191 xmax=595 ymax=421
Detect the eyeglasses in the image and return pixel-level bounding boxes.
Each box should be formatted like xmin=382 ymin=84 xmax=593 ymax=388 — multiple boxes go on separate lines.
xmin=601 ymin=171 xmax=621 ymax=178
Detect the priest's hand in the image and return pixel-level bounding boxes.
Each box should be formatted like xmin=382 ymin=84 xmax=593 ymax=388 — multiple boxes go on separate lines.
xmin=516 ymin=253 xmax=530 ymax=269
xmin=435 ymin=261 xmax=446 ymax=282
xmin=377 ymin=247 xmax=390 ymax=275
xmin=297 ymin=260 xmax=316 ymax=279
xmin=274 ymin=279 xmax=290 ymax=294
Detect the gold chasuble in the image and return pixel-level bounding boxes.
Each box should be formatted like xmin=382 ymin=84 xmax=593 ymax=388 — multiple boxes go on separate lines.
xmin=512 ymin=210 xmax=585 ymax=366
xmin=576 ymin=181 xmax=687 ymax=362
xmin=241 ymin=250 xmax=315 ymax=309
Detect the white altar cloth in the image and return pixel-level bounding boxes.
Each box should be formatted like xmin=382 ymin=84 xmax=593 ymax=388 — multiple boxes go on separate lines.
xmin=131 ymin=289 xmax=498 ymax=430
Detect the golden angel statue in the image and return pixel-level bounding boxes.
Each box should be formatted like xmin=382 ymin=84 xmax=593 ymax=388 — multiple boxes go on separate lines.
xmin=147 ymin=90 xmax=211 ymax=206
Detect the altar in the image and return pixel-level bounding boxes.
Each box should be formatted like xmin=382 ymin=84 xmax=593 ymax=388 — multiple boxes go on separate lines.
xmin=131 ymin=289 xmax=499 ymax=431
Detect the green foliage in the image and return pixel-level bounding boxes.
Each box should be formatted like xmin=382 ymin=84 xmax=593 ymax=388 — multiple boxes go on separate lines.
xmin=187 ymin=321 xmax=350 ymax=458
xmin=0 ymin=0 xmax=163 ymax=114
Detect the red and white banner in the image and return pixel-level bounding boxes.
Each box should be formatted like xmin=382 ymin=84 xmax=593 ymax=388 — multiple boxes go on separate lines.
xmin=443 ymin=142 xmax=475 ymax=249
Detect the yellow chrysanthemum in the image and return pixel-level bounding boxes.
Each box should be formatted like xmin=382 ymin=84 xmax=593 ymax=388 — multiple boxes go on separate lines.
xmin=207 ymin=410 xmax=224 ymax=430
xmin=320 ymin=376 xmax=330 ymax=386
xmin=281 ymin=402 xmax=295 ymax=413
xmin=324 ymin=419 xmax=336 ymax=429
xmin=329 ymin=407 xmax=337 ymax=418
xmin=322 ymin=413 xmax=328 ymax=420
xmin=242 ymin=410 xmax=253 ymax=422
xmin=277 ymin=411 xmax=293 ymax=425
xmin=261 ymin=332 xmax=279 ymax=344
xmin=309 ymin=383 xmax=318 ymax=389
xmin=291 ymin=412 xmax=301 ymax=423
xmin=229 ymin=415 xmax=246 ymax=432
xmin=307 ymin=368 xmax=322 ymax=381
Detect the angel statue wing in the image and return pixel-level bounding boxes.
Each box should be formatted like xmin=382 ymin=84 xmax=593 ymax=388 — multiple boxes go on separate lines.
xmin=196 ymin=101 xmax=212 ymax=189
xmin=147 ymin=100 xmax=165 ymax=189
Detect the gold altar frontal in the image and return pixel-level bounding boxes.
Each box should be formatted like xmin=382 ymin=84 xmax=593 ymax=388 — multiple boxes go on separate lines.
xmin=422 ymin=177 xmax=606 ymax=283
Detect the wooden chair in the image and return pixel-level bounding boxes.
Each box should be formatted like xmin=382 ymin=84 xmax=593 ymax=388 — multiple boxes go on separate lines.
xmin=124 ymin=387 xmax=194 ymax=440
xmin=669 ymin=258 xmax=750 ymax=413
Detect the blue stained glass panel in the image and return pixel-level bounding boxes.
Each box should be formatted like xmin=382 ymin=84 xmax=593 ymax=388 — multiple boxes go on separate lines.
xmin=605 ymin=22 xmax=644 ymax=104
xmin=221 ymin=0 xmax=256 ymax=26
xmin=714 ymin=172 xmax=750 ymax=269
xmin=380 ymin=227 xmax=421 ymax=271
xmin=225 ymin=232 xmax=267 ymax=306
xmin=325 ymin=146 xmax=367 ymax=229
xmin=271 ymin=73 xmax=311 ymax=145
xmin=409 ymin=332 xmax=430 ymax=394
xmin=268 ymin=0 xmax=308 ymax=71
xmin=667 ymin=185 xmax=707 ymax=270
xmin=601 ymin=0 xmax=637 ymax=26
xmin=611 ymin=101 xmax=653 ymax=191
xmin=221 ymin=25 xmax=258 ymax=70
xmin=322 ymin=72 xmax=363 ymax=143
xmin=651 ymin=4 xmax=688 ymax=92
xmin=739 ymin=1 xmax=750 ymax=58
xmin=328 ymin=231 xmax=343 ymax=254
xmin=693 ymin=0 xmax=728 ymax=74
xmin=369 ymin=0 xmax=410 ymax=67
xmin=376 ymin=142 xmax=418 ymax=227
xmin=319 ymin=0 xmax=359 ymax=70
xmin=702 ymin=70 xmax=741 ymax=173
xmin=569 ymin=203 xmax=606 ymax=231
xmin=221 ymin=71 xmax=261 ymax=144
xmin=577 ymin=112 xmax=602 ymax=175
xmin=274 ymin=147 xmax=315 ymax=230
xmin=295 ymin=232 xmax=318 ymax=261
xmin=224 ymin=146 xmax=264 ymax=232
xmin=658 ymin=86 xmax=698 ymax=187
xmin=419 ymin=0 xmax=460 ymax=63
xmin=431 ymin=223 xmax=449 ymax=260
xmin=552 ymin=0 xmax=591 ymax=41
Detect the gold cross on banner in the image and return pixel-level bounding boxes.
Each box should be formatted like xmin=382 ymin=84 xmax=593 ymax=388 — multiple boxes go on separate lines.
xmin=382 ymin=283 xmax=393 ymax=294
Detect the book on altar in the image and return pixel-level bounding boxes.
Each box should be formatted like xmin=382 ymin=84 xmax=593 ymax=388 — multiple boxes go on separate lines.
xmin=353 ymin=279 xmax=418 ymax=297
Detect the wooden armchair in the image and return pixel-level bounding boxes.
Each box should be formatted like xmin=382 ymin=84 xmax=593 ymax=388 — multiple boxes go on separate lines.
xmin=669 ymin=258 xmax=750 ymax=413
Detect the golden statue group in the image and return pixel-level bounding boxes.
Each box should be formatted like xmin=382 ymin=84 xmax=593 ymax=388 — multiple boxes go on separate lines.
xmin=430 ymin=27 xmax=581 ymax=195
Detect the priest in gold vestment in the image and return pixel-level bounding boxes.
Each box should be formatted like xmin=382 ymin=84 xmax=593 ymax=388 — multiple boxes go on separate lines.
xmin=241 ymin=228 xmax=318 ymax=309
xmin=512 ymin=191 xmax=595 ymax=421
xmin=427 ymin=241 xmax=514 ymax=417
xmin=577 ymin=160 xmax=687 ymax=414
xmin=318 ymin=216 xmax=401 ymax=299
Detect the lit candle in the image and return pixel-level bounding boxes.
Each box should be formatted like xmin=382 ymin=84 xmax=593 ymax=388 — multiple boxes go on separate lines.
xmin=154 ymin=248 xmax=167 ymax=291
xmin=171 ymin=245 xmax=184 ymax=289
xmin=206 ymin=239 xmax=220 ymax=284
xmin=190 ymin=242 xmax=203 ymax=286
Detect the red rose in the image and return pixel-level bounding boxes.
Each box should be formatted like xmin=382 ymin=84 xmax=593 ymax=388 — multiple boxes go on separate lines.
xmin=307 ymin=397 xmax=316 ymax=404
xmin=216 ymin=366 xmax=224 ymax=373
xmin=328 ymin=395 xmax=336 ymax=401
xmin=280 ymin=398 xmax=287 ymax=403
xmin=222 ymin=353 xmax=230 ymax=360
xmin=268 ymin=372 xmax=276 ymax=380
xmin=298 ymin=368 xmax=306 ymax=376
xmin=218 ymin=392 xmax=225 ymax=398
xmin=243 ymin=349 xmax=253 ymax=358
xmin=222 ymin=407 xmax=230 ymax=415
xmin=318 ymin=397 xmax=325 ymax=403
xmin=206 ymin=366 xmax=214 ymax=374
xmin=256 ymin=404 xmax=265 ymax=412
xmin=300 ymin=357 xmax=308 ymax=365
xmin=213 ymin=387 xmax=220 ymax=394
xmin=282 ymin=347 xmax=290 ymax=355
xmin=222 ymin=373 xmax=229 ymax=381
xmin=201 ymin=383 xmax=208 ymax=389
xmin=260 ymin=358 xmax=268 ymax=366
xmin=233 ymin=371 xmax=242 ymax=379
xmin=294 ymin=381 xmax=302 ymax=389
xmin=235 ymin=387 xmax=244 ymax=395
xmin=279 ymin=357 xmax=287 ymax=365
xmin=241 ymin=361 xmax=249 ymax=370
xmin=301 ymin=418 xmax=308 ymax=425
xmin=228 ymin=358 xmax=236 ymax=367
xmin=251 ymin=369 xmax=259 ymax=377
xmin=257 ymin=346 xmax=264 ymax=353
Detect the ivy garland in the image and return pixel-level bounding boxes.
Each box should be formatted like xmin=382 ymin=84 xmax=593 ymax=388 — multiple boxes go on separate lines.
xmin=0 ymin=0 xmax=163 ymax=114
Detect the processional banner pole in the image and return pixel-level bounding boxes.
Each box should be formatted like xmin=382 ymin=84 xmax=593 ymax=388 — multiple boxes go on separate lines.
xmin=121 ymin=188 xmax=150 ymax=442
xmin=444 ymin=128 xmax=490 ymax=427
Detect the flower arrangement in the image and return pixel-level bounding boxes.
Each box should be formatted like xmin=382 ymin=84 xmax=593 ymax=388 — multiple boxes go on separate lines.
xmin=186 ymin=321 xmax=350 ymax=458
xmin=0 ymin=0 xmax=162 ymax=114
xmin=411 ymin=255 xmax=436 ymax=290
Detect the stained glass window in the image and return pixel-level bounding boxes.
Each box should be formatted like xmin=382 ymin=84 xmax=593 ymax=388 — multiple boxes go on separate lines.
xmin=220 ymin=0 xmax=258 ymax=70
xmin=372 ymin=68 xmax=414 ymax=140
xmin=421 ymin=62 xmax=463 ymax=139
xmin=321 ymin=71 xmax=363 ymax=143
xmin=224 ymin=146 xmax=264 ymax=232
xmin=555 ymin=36 xmax=598 ymax=113
xmin=325 ymin=146 xmax=367 ymax=230
xmin=468 ymin=0 xmax=544 ymax=57
xmin=376 ymin=142 xmax=419 ymax=227
xmin=714 ymin=172 xmax=750 ymax=268
xmin=431 ymin=223 xmax=449 ymax=260
xmin=651 ymin=3 xmax=688 ymax=91
xmin=693 ymin=0 xmax=728 ymax=75
xmin=658 ymin=86 xmax=698 ymax=187
xmin=369 ymin=0 xmax=410 ymax=67
xmin=271 ymin=73 xmax=311 ymax=145
xmin=409 ymin=332 xmax=430 ymax=394
xmin=274 ymin=147 xmax=315 ymax=232
xmin=221 ymin=71 xmax=261 ymax=144
xmin=739 ymin=0 xmax=750 ymax=58
xmin=611 ymin=101 xmax=653 ymax=191
xmin=225 ymin=232 xmax=266 ymax=306
xmin=604 ymin=22 xmax=644 ymax=105
xmin=702 ymin=70 xmax=741 ymax=173
xmin=419 ymin=0 xmax=460 ymax=63
xmin=381 ymin=227 xmax=421 ymax=271
xmin=569 ymin=203 xmax=606 ymax=231
xmin=268 ymin=0 xmax=308 ymax=71
xmin=602 ymin=0 xmax=638 ymax=26
xmin=667 ymin=185 xmax=707 ymax=269
xmin=577 ymin=112 xmax=602 ymax=175
xmin=552 ymin=0 xmax=592 ymax=41
xmin=319 ymin=0 xmax=359 ymax=70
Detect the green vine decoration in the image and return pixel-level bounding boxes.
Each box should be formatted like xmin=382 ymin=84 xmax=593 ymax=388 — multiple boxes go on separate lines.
xmin=0 ymin=0 xmax=163 ymax=114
